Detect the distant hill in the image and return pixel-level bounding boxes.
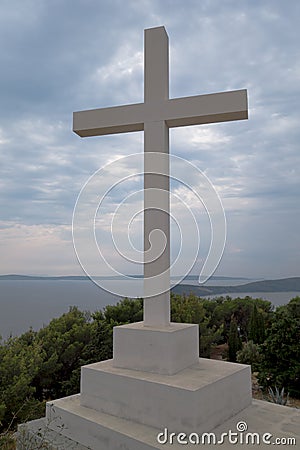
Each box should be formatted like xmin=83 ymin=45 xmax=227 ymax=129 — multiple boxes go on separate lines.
xmin=0 ymin=274 xmax=89 ymax=281
xmin=1 ymin=274 xmax=300 ymax=297
xmin=172 ymin=277 xmax=300 ymax=296
xmin=178 ymin=275 xmax=252 ymax=282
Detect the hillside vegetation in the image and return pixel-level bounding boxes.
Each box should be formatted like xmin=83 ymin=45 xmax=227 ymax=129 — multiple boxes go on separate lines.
xmin=0 ymin=294 xmax=299 ymax=447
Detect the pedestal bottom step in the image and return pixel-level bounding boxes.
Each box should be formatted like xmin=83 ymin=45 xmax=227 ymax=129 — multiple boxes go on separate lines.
xmin=17 ymin=397 xmax=300 ymax=450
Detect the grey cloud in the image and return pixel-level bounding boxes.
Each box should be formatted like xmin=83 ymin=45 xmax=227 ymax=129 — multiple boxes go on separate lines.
xmin=0 ymin=0 xmax=299 ymax=276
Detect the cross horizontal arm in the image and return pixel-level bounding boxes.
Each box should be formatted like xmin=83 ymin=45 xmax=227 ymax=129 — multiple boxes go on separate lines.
xmin=73 ymin=103 xmax=145 ymax=137
xmin=165 ymin=89 xmax=248 ymax=128
xmin=73 ymin=89 xmax=248 ymax=138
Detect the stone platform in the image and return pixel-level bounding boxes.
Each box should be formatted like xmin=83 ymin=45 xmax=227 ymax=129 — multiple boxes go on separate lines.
xmin=18 ymin=399 xmax=300 ymax=449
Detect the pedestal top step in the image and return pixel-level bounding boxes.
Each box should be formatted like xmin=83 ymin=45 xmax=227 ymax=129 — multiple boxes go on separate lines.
xmin=113 ymin=321 xmax=199 ymax=375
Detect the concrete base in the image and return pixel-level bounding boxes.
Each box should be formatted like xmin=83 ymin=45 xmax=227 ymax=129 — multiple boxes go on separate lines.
xmin=113 ymin=322 xmax=199 ymax=375
xmin=32 ymin=358 xmax=252 ymax=449
xmin=80 ymin=358 xmax=251 ymax=433
xmin=18 ymin=400 xmax=300 ymax=449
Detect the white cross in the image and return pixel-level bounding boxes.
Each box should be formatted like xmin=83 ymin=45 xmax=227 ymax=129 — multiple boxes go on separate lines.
xmin=73 ymin=26 xmax=248 ymax=328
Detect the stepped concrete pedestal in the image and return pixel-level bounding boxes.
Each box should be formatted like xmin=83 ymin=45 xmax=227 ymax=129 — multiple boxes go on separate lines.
xmin=17 ymin=323 xmax=300 ymax=449
xmin=45 ymin=322 xmax=252 ymax=447
xmin=44 ymin=359 xmax=252 ymax=448
xmin=17 ymin=322 xmax=257 ymax=450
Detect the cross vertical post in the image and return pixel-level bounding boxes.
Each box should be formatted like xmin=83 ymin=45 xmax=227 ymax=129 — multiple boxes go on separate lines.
xmin=143 ymin=27 xmax=170 ymax=327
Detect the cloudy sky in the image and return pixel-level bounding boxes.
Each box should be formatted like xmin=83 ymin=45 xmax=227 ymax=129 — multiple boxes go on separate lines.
xmin=0 ymin=0 xmax=299 ymax=280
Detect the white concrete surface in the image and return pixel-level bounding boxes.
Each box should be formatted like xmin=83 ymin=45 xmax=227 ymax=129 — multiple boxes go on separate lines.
xmin=17 ymin=417 xmax=89 ymax=449
xmin=20 ymin=397 xmax=299 ymax=450
xmin=113 ymin=321 xmax=199 ymax=374
xmin=73 ymin=25 xmax=248 ymax=326
xmin=80 ymin=358 xmax=251 ymax=433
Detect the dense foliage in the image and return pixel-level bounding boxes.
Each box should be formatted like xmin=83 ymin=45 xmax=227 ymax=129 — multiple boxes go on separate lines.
xmin=258 ymin=297 xmax=300 ymax=398
xmin=0 ymin=294 xmax=299 ymax=438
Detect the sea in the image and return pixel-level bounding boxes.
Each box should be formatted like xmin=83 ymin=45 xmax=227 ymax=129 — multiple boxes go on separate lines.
xmin=0 ymin=278 xmax=298 ymax=340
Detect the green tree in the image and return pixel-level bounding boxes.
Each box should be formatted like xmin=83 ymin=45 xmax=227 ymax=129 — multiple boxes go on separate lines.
xmin=0 ymin=330 xmax=44 ymax=432
xmin=171 ymin=293 xmax=223 ymax=357
xmin=103 ymin=298 xmax=143 ymax=324
xmin=258 ymin=297 xmax=300 ymax=398
xmin=86 ymin=297 xmax=143 ymax=362
xmin=203 ymin=296 xmax=272 ymax=342
xmin=248 ymin=303 xmax=265 ymax=344
xmin=171 ymin=293 xmax=205 ymax=324
xmin=33 ymin=306 xmax=92 ymax=399
xmin=88 ymin=312 xmax=115 ymax=362
xmin=228 ymin=317 xmax=242 ymax=362
xmin=237 ymin=340 xmax=262 ymax=371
